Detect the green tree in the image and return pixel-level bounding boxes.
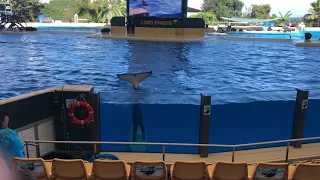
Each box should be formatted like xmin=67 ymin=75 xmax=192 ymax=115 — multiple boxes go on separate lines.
xmin=9 ymin=0 xmax=43 ymax=21
xmin=78 ymin=0 xmax=126 ymax=23
xmin=277 ymin=11 xmax=292 ymax=24
xmin=202 ymin=0 xmax=244 ymax=19
xmin=231 ymin=0 xmax=244 ymax=17
xmin=105 ymin=0 xmax=126 ymax=22
xmin=78 ymin=0 xmax=110 ymax=22
xmin=40 ymin=0 xmax=86 ymax=21
xmin=190 ymin=12 xmax=217 ymax=25
xmin=309 ymin=0 xmax=320 ymax=27
xmin=250 ymin=4 xmax=271 ymax=19
xmin=271 ymin=14 xmax=278 ymax=19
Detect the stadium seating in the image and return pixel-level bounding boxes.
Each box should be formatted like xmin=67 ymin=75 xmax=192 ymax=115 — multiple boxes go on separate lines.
xmin=171 ymin=161 xmax=209 ymax=180
xmin=51 ymin=159 xmax=89 ymax=180
xmin=7 ymin=157 xmax=320 ymax=180
xmin=250 ymin=162 xmax=288 ymax=180
xmin=12 ymin=157 xmax=50 ymax=180
xmin=90 ymin=160 xmax=130 ymax=180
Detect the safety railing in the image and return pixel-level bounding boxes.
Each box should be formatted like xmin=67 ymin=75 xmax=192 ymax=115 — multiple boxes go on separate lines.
xmin=25 ymin=136 xmax=320 ymax=163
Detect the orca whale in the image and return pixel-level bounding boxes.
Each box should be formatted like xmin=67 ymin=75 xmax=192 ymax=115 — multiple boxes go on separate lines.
xmin=129 ymin=103 xmax=147 ymax=152
xmin=117 ymin=71 xmax=151 ymax=152
xmin=117 ymin=71 xmax=152 ymax=90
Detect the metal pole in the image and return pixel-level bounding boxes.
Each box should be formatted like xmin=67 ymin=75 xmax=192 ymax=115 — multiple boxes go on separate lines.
xmin=26 ymin=142 xmax=30 ymax=158
xmin=36 ymin=143 xmax=40 ymax=158
xmin=162 ymin=145 xmax=166 ymax=161
xmin=94 ymin=144 xmax=97 ymax=159
xmin=285 ymin=142 xmax=290 ymax=163
xmin=232 ymin=147 xmax=236 ymax=162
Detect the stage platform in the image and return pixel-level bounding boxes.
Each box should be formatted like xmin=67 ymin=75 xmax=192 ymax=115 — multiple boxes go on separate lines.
xmin=86 ymin=33 xmax=206 ymax=42
xmin=294 ymin=40 xmax=320 ymax=47
xmin=103 ymin=142 xmax=320 ymax=164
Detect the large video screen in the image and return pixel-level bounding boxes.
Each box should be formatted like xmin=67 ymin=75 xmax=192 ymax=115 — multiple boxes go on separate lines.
xmin=129 ymin=0 xmax=182 ymax=18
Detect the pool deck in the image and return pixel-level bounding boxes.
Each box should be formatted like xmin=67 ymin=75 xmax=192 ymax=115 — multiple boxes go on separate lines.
xmin=103 ymin=142 xmax=320 ymax=164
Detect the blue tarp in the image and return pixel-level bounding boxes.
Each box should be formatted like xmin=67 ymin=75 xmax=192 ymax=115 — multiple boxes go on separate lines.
xmin=0 ymin=128 xmax=25 ymax=166
xmin=264 ymin=22 xmax=276 ymax=27
xmin=37 ymin=14 xmax=46 ymax=22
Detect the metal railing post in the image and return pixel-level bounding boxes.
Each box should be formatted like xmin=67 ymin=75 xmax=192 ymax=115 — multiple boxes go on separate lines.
xmin=285 ymin=142 xmax=290 ymax=163
xmin=36 ymin=142 xmax=40 ymax=158
xmin=232 ymin=147 xmax=236 ymax=162
xmin=94 ymin=143 xmax=97 ymax=159
xmin=25 ymin=142 xmax=30 ymax=158
xmin=162 ymin=145 xmax=166 ymax=161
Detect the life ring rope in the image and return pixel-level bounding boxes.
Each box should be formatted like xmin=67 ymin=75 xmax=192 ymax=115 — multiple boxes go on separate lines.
xmin=68 ymin=101 xmax=94 ymax=126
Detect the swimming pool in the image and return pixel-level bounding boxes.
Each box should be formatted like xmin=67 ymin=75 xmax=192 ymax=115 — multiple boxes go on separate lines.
xmin=213 ymin=31 xmax=320 ymax=40
xmin=1 ymin=31 xmax=320 ymax=102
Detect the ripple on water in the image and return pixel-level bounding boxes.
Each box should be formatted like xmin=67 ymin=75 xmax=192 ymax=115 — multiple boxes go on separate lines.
xmin=1 ymin=33 xmax=320 ymax=102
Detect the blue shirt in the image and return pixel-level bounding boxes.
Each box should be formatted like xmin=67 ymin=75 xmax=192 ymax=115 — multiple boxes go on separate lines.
xmin=0 ymin=128 xmax=25 ymax=166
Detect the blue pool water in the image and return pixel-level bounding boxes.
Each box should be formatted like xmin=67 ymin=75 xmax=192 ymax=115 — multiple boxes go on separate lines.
xmin=1 ymin=31 xmax=320 ymax=101
xmin=1 ymin=29 xmax=320 ymax=152
xmin=217 ymin=31 xmax=320 ymax=40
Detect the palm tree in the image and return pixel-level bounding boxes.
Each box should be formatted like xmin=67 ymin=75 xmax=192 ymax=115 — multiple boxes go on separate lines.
xmin=278 ymin=11 xmax=292 ymax=25
xmin=79 ymin=0 xmax=126 ymax=23
xmin=78 ymin=0 xmax=109 ymax=22
xmin=309 ymin=0 xmax=320 ymax=27
xmin=104 ymin=0 xmax=126 ymax=22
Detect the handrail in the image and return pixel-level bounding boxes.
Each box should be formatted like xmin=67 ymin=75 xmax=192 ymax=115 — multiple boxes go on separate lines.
xmin=24 ymin=140 xmax=233 ymax=147
xmin=234 ymin=136 xmax=320 ymax=148
xmin=24 ymin=136 xmax=320 ymax=163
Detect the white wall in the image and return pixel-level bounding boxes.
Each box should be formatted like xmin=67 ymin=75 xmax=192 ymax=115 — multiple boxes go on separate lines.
xmin=187 ymin=12 xmax=199 ymax=17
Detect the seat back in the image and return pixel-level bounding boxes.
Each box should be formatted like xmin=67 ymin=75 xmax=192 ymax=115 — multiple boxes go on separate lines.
xmin=252 ymin=163 xmax=288 ymax=180
xmin=131 ymin=161 xmax=167 ymax=180
xmin=91 ymin=160 xmax=128 ymax=180
xmin=292 ymin=160 xmax=308 ymax=166
xmin=212 ymin=162 xmax=248 ymax=180
xmin=51 ymin=158 xmax=87 ymax=180
xmin=311 ymin=159 xmax=320 ymax=164
xmin=291 ymin=163 xmax=320 ymax=180
xmin=171 ymin=161 xmax=208 ymax=180
xmin=12 ymin=157 xmax=49 ymax=180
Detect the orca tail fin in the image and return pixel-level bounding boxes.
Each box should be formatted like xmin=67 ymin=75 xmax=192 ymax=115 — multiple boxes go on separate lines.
xmin=117 ymin=71 xmax=152 ymax=90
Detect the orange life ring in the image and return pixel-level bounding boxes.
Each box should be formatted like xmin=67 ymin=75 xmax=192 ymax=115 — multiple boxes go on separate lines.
xmin=68 ymin=101 xmax=94 ymax=126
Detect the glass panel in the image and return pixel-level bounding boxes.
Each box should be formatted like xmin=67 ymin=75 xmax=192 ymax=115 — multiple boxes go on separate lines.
xmin=304 ymin=89 xmax=320 ymax=142
xmin=100 ymin=92 xmax=200 ymax=154
xmin=209 ymin=90 xmax=297 ymax=153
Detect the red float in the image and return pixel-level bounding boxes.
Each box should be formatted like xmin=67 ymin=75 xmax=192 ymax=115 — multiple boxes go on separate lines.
xmin=68 ymin=101 xmax=94 ymax=126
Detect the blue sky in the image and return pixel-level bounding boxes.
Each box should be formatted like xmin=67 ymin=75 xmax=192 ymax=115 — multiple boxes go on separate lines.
xmin=188 ymin=0 xmax=315 ymax=17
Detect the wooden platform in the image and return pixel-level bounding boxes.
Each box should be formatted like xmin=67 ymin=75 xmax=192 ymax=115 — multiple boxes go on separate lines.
xmin=102 ymin=142 xmax=320 ymax=164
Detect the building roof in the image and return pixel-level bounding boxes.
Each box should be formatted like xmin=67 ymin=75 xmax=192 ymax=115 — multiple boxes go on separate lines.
xmin=187 ymin=7 xmax=201 ymax=13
